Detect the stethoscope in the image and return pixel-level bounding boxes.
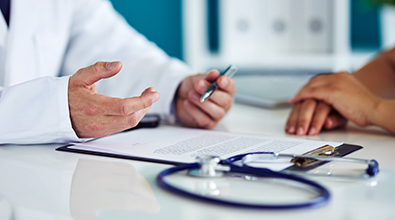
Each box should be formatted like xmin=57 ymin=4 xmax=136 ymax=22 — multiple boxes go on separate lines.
xmin=157 ymin=152 xmax=379 ymax=209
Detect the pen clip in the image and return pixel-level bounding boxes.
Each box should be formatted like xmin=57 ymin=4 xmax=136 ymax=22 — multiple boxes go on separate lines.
xmin=224 ymin=67 xmax=237 ymax=78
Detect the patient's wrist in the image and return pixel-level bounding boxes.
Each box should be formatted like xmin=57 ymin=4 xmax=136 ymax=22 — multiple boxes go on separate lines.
xmin=371 ymin=99 xmax=395 ymax=134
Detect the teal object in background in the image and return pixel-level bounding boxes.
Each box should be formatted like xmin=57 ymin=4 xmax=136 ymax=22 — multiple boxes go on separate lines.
xmin=110 ymin=0 xmax=183 ymax=60
xmin=351 ymin=0 xmax=382 ymax=51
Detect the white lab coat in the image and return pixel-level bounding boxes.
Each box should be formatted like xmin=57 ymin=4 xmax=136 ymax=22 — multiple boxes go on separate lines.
xmin=0 ymin=0 xmax=194 ymax=144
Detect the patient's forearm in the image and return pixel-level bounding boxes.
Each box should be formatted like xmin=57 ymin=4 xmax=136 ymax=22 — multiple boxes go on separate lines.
xmin=353 ymin=48 xmax=395 ymax=99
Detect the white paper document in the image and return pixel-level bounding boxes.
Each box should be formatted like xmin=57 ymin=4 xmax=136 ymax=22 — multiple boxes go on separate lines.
xmin=66 ymin=126 xmax=342 ymax=171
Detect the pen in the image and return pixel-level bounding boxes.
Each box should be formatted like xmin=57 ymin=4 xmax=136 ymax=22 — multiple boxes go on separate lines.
xmin=200 ymin=64 xmax=238 ymax=103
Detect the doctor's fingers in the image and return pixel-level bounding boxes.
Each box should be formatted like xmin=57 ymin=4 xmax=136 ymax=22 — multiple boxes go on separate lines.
xmin=216 ymin=75 xmax=236 ymax=96
xmin=188 ymin=91 xmax=226 ymax=121
xmin=72 ymin=61 xmax=123 ymax=86
xmin=195 ymin=75 xmax=236 ymax=98
xmin=98 ymin=88 xmax=160 ymax=116
xmin=204 ymin=70 xmax=221 ymax=83
xmin=183 ymin=100 xmax=217 ymax=129
xmin=78 ymin=108 xmax=151 ymax=138
xmin=108 ymin=107 xmax=151 ymax=131
xmin=201 ymin=88 xmax=233 ymax=111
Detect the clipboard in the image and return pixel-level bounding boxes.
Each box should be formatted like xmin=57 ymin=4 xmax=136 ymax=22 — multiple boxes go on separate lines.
xmin=284 ymin=143 xmax=362 ymax=172
xmin=56 ymin=124 xmax=362 ymax=171
xmin=56 ymin=142 xmax=362 ymax=171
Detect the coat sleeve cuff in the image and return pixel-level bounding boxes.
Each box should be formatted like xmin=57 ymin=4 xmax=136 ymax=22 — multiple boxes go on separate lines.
xmin=58 ymin=76 xmax=81 ymax=143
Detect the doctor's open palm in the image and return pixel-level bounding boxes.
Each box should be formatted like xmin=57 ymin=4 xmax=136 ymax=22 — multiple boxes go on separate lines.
xmin=68 ymin=61 xmax=160 ymax=138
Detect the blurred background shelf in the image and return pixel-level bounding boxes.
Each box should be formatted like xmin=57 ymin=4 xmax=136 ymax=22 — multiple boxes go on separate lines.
xmin=110 ymin=0 xmax=392 ymax=107
xmin=110 ymin=0 xmax=388 ymax=71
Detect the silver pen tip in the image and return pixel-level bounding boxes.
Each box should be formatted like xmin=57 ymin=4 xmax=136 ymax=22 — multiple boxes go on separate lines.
xmin=200 ymin=92 xmax=211 ymax=103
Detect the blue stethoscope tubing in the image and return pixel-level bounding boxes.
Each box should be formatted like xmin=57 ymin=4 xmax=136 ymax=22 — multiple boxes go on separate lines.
xmin=157 ymin=158 xmax=331 ymax=209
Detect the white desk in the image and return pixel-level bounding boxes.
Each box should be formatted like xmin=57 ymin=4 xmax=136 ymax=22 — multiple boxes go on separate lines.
xmin=0 ymin=103 xmax=394 ymax=220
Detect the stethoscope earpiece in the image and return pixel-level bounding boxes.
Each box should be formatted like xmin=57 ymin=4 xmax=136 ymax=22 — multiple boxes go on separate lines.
xmin=366 ymin=160 xmax=379 ymax=176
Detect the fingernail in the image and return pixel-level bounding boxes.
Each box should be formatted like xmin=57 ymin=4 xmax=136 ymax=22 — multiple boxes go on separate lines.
xmin=198 ymin=81 xmax=206 ymax=93
xmin=297 ymin=127 xmax=304 ymax=135
xmin=326 ymin=119 xmax=333 ymax=128
xmin=184 ymin=100 xmax=191 ymax=108
xmin=107 ymin=61 xmax=119 ymax=70
xmin=308 ymin=128 xmax=316 ymax=135
xmin=191 ymin=93 xmax=199 ymax=100
xmin=152 ymin=94 xmax=160 ymax=103
xmin=206 ymin=70 xmax=218 ymax=78
xmin=220 ymin=77 xmax=229 ymax=88
xmin=288 ymin=126 xmax=295 ymax=133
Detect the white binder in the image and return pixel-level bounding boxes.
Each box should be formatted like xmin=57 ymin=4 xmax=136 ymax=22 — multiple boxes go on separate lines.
xmin=220 ymin=0 xmax=269 ymax=60
xmin=289 ymin=0 xmax=305 ymax=53
xmin=265 ymin=0 xmax=291 ymax=54
xmin=303 ymin=0 xmax=333 ymax=53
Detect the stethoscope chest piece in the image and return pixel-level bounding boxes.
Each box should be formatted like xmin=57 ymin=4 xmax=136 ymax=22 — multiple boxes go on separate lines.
xmin=188 ymin=156 xmax=228 ymax=178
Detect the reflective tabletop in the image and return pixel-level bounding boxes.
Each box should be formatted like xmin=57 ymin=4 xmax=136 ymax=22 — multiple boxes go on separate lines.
xmin=0 ymin=103 xmax=394 ymax=220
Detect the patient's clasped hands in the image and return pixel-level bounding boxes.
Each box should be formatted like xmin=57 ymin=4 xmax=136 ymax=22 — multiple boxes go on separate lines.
xmin=285 ymin=72 xmax=389 ymax=136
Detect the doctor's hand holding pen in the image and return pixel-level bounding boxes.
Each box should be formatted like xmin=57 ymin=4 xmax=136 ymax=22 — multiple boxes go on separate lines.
xmin=174 ymin=69 xmax=236 ymax=129
xmin=285 ymin=47 xmax=395 ymax=136
xmin=68 ymin=61 xmax=236 ymax=138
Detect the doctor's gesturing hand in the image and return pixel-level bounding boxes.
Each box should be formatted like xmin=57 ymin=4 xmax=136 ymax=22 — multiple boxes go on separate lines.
xmin=68 ymin=62 xmax=160 ymax=138
xmin=175 ymin=70 xmax=235 ymax=129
